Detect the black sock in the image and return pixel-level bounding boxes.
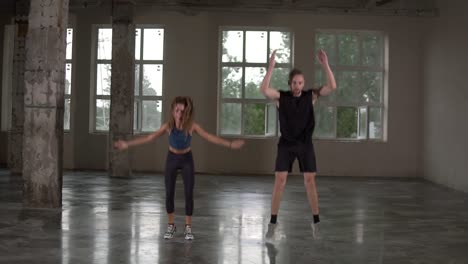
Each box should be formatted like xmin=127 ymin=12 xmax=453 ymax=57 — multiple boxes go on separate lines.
xmin=270 ymin=214 xmax=277 ymax=224
xmin=313 ymin=214 xmax=320 ymax=224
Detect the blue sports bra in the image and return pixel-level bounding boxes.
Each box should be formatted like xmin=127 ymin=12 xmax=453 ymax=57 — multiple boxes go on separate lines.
xmin=169 ymin=128 xmax=192 ymax=150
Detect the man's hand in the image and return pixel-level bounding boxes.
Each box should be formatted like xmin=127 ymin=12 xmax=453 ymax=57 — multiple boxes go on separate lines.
xmin=316 ymin=49 xmax=329 ymax=66
xmin=268 ymin=49 xmax=277 ymax=70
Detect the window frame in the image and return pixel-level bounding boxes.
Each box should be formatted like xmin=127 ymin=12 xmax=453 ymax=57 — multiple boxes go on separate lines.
xmin=217 ymin=26 xmax=294 ymax=138
xmin=90 ymin=24 xmax=166 ymax=134
xmin=90 ymin=24 xmax=112 ymax=133
xmin=64 ymin=26 xmax=75 ymax=132
xmin=134 ymin=25 xmax=165 ymax=134
xmin=313 ymin=29 xmax=388 ymax=142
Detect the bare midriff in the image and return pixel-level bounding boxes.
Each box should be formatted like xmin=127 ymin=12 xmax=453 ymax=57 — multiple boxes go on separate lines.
xmin=168 ymin=146 xmax=191 ymax=154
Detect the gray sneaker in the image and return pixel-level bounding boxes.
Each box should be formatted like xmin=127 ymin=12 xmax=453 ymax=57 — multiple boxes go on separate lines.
xmin=184 ymin=225 xmax=194 ymax=240
xmin=265 ymin=223 xmax=277 ymax=241
xmin=311 ymin=223 xmax=321 ymax=239
xmin=164 ymin=224 xmax=176 ymax=239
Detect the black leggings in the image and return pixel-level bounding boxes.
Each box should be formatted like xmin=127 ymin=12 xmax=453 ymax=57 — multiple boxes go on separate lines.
xmin=165 ymin=151 xmax=195 ymax=216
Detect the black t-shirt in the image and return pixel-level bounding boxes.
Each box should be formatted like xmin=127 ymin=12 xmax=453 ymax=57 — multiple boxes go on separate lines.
xmin=278 ymin=89 xmax=315 ymax=145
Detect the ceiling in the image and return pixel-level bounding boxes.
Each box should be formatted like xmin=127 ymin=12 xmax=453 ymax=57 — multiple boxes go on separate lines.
xmin=1 ymin=0 xmax=438 ymax=17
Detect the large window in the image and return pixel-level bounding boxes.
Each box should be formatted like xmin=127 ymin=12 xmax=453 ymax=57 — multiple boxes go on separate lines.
xmin=314 ymin=30 xmax=387 ymax=141
xmin=92 ymin=26 xmax=165 ymax=132
xmin=1 ymin=26 xmax=74 ymax=131
xmin=93 ymin=27 xmax=112 ymax=131
xmin=218 ymin=29 xmax=292 ymax=137
xmin=134 ymin=27 xmax=164 ymax=133
xmin=64 ymin=28 xmax=74 ymax=131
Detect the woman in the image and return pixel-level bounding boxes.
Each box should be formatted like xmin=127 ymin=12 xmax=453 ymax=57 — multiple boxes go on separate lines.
xmin=115 ymin=96 xmax=244 ymax=240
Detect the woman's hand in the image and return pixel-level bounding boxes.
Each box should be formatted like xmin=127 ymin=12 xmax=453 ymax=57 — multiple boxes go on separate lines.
xmin=230 ymin=140 xmax=245 ymax=149
xmin=114 ymin=140 xmax=129 ymax=150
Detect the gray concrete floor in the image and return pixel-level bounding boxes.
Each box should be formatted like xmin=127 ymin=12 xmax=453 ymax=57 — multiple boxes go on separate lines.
xmin=1 ymin=169 xmax=468 ymax=264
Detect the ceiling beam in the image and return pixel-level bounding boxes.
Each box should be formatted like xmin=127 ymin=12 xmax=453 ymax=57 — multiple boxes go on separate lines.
xmin=359 ymin=0 xmax=375 ymax=8
xmin=376 ymin=0 xmax=394 ymax=7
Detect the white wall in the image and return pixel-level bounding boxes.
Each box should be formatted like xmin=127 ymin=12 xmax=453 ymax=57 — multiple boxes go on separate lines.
xmin=423 ymin=0 xmax=468 ymax=191
xmin=0 ymin=8 xmax=430 ymax=177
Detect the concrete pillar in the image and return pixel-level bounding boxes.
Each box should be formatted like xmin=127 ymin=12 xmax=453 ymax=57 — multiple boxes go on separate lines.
xmin=8 ymin=0 xmax=30 ymax=175
xmin=22 ymin=0 xmax=69 ymax=208
xmin=109 ymin=0 xmax=135 ymax=177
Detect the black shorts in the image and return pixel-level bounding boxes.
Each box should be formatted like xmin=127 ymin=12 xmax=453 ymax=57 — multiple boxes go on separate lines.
xmin=275 ymin=143 xmax=317 ymax=173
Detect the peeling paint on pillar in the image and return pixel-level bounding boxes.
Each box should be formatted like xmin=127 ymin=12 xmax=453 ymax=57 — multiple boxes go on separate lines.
xmin=23 ymin=108 xmax=63 ymax=207
xmin=22 ymin=0 xmax=69 ymax=208
xmin=8 ymin=0 xmax=30 ymax=175
xmin=109 ymin=2 xmax=135 ymax=177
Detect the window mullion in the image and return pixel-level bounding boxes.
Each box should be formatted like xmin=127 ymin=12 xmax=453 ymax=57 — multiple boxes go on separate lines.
xmin=366 ymin=105 xmax=370 ymax=139
xmin=241 ymin=30 xmax=247 ymax=136
xmin=333 ymin=106 xmax=337 ymax=138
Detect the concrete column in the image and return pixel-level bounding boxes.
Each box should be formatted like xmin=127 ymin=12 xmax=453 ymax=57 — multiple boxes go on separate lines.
xmin=22 ymin=0 xmax=69 ymax=208
xmin=109 ymin=0 xmax=135 ymax=177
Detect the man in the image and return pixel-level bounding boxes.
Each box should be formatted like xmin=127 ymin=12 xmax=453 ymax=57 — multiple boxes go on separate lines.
xmin=260 ymin=49 xmax=337 ymax=239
